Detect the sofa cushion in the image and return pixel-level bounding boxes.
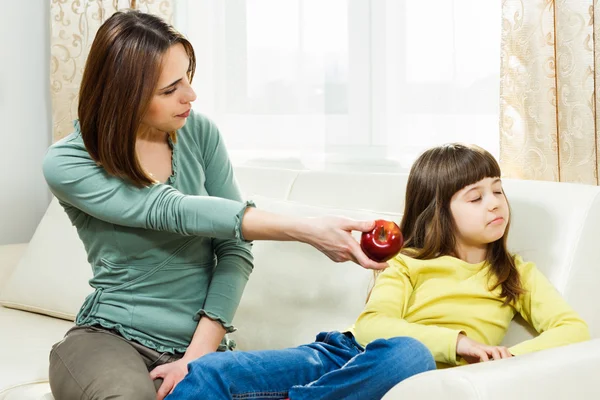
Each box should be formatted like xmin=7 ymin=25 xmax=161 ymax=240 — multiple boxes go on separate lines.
xmin=0 ymin=243 xmax=28 ymax=289
xmin=0 ymin=306 xmax=73 ymax=396
xmin=230 ymin=195 xmax=402 ymax=351
xmin=0 ymin=382 xmax=54 ymax=400
xmin=0 ymin=199 xmax=91 ymax=321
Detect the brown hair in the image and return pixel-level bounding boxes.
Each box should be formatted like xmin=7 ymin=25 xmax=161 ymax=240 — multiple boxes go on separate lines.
xmin=373 ymin=144 xmax=523 ymax=305
xmin=78 ymin=10 xmax=196 ymax=186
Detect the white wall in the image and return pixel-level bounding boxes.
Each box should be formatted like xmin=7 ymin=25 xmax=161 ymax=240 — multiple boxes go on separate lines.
xmin=0 ymin=0 xmax=52 ymax=244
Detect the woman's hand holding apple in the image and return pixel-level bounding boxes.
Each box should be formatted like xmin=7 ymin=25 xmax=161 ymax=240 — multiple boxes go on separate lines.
xmin=305 ymin=216 xmax=390 ymax=270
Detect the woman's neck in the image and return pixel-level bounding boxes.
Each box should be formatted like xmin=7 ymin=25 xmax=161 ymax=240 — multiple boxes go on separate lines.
xmin=137 ymin=125 xmax=169 ymax=143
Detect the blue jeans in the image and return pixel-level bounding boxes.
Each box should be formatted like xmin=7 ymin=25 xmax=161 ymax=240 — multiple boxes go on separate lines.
xmin=167 ymin=331 xmax=436 ymax=400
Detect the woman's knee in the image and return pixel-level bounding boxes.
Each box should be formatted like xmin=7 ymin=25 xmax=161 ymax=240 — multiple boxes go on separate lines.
xmin=49 ymin=335 xmax=157 ymax=400
xmin=50 ymin=351 xmax=156 ymax=400
xmin=49 ymin=348 xmax=85 ymax=399
xmin=50 ymin=350 xmax=157 ymax=399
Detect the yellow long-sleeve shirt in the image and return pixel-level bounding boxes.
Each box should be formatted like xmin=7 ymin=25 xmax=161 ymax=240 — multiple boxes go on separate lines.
xmin=352 ymin=253 xmax=590 ymax=368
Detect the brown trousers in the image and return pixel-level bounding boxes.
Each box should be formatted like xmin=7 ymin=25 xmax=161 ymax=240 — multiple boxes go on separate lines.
xmin=49 ymin=325 xmax=183 ymax=400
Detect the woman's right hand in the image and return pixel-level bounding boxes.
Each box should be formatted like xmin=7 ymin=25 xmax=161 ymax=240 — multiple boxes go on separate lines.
xmin=456 ymin=333 xmax=513 ymax=363
xmin=305 ymin=216 xmax=389 ymax=270
xmin=240 ymin=207 xmax=388 ymax=270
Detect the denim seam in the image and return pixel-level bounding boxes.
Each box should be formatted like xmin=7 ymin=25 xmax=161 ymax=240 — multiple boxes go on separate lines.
xmin=232 ymin=391 xmax=288 ymax=399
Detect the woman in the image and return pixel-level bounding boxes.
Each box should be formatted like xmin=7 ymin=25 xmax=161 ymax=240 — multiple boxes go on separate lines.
xmin=43 ymin=10 xmax=388 ymax=400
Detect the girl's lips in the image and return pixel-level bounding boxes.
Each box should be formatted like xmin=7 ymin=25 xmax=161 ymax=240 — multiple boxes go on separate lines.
xmin=176 ymin=109 xmax=191 ymax=118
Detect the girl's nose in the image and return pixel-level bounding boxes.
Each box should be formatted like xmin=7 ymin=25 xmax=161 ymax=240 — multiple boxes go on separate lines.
xmin=488 ymin=196 xmax=500 ymax=211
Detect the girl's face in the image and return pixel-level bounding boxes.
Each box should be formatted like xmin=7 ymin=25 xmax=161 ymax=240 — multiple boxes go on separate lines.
xmin=140 ymin=43 xmax=197 ymax=136
xmin=449 ymin=177 xmax=509 ymax=250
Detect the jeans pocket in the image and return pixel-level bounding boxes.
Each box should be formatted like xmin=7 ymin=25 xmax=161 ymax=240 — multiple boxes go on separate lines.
xmin=320 ymin=331 xmax=359 ymax=351
xmin=343 ymin=331 xmax=365 ymax=352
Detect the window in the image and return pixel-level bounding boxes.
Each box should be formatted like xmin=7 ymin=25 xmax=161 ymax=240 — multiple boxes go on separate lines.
xmin=174 ymin=0 xmax=501 ymax=172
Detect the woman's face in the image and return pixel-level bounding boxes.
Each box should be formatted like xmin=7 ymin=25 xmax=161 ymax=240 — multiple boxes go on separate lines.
xmin=140 ymin=43 xmax=197 ymax=136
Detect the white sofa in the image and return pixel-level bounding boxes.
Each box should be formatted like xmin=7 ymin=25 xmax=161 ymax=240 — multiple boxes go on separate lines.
xmin=1 ymin=166 xmax=599 ymax=400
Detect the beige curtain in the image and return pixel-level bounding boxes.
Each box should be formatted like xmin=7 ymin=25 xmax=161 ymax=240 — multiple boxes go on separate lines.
xmin=500 ymin=0 xmax=600 ymax=185
xmin=50 ymin=0 xmax=173 ymax=142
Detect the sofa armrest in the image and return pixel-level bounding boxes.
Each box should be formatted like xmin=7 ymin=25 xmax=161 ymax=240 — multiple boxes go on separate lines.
xmin=0 ymin=243 xmax=28 ymax=288
xmin=384 ymin=338 xmax=600 ymax=400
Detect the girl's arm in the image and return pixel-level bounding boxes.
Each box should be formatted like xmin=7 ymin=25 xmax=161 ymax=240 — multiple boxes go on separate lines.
xmin=509 ymin=256 xmax=590 ymax=356
xmin=354 ymin=257 xmax=465 ymax=366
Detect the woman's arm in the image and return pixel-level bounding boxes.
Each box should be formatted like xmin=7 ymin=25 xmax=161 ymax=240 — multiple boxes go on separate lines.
xmin=194 ymin=114 xmax=388 ymax=270
xmin=182 ymin=317 xmax=227 ymax=361
xmin=192 ymin=122 xmax=254 ymax=332
xmin=195 ymin=115 xmax=388 ymax=335
xmin=509 ymin=257 xmax=590 ymax=356
xmin=241 ymin=208 xmax=385 ymax=269
xmin=44 ymin=134 xmax=387 ymax=269
xmin=43 ymin=141 xmax=250 ymax=240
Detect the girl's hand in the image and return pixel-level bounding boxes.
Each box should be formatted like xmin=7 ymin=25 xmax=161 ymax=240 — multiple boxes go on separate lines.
xmin=456 ymin=334 xmax=513 ymax=364
xmin=150 ymin=358 xmax=190 ymax=400
xmin=307 ymin=217 xmax=389 ymax=270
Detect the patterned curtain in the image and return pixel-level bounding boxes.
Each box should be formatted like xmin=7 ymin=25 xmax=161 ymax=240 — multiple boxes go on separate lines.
xmin=500 ymin=0 xmax=600 ymax=185
xmin=50 ymin=0 xmax=173 ymax=142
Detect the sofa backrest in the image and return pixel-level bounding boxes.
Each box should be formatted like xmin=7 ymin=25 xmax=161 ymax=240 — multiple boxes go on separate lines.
xmin=1 ymin=166 xmax=598 ymax=352
xmin=500 ymin=178 xmax=600 ymax=345
xmin=236 ymin=166 xmax=409 ymax=213
xmin=235 ymin=166 xmax=600 ymax=348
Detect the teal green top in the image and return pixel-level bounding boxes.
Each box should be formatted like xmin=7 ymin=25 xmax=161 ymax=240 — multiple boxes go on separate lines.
xmin=42 ymin=111 xmax=254 ymax=353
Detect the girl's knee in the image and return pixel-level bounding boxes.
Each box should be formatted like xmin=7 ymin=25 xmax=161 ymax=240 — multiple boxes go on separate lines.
xmin=171 ymin=353 xmax=239 ymax=399
xmin=186 ymin=352 xmax=236 ymax=381
xmin=369 ymin=336 xmax=436 ymax=372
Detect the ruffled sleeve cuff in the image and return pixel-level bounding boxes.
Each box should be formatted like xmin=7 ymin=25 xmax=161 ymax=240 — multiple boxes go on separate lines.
xmin=234 ymin=200 xmax=256 ymax=243
xmin=194 ymin=309 xmax=237 ymax=334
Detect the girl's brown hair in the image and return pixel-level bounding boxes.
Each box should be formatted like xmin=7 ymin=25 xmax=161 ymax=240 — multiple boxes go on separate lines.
xmin=78 ymin=10 xmax=196 ymax=186
xmin=375 ymin=144 xmax=523 ymax=305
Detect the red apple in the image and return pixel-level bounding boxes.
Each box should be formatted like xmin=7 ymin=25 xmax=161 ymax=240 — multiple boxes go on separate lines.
xmin=360 ymin=220 xmax=403 ymax=262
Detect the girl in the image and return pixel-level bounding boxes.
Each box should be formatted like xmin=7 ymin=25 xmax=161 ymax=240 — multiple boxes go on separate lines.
xmin=167 ymin=143 xmax=589 ymax=400
xmin=44 ymin=10 xmax=387 ymax=400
